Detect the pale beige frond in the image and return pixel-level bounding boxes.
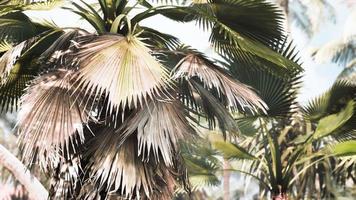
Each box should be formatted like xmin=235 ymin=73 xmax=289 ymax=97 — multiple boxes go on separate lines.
xmin=73 ymin=34 xmax=171 ymax=115
xmin=0 ymin=41 xmax=25 ymax=84
xmin=88 ymin=127 xmax=151 ymax=199
xmin=122 ymin=99 xmax=195 ymax=166
xmin=18 ymin=69 xmax=88 ymax=167
xmin=88 ymin=127 xmax=183 ymax=199
xmin=171 ymin=54 xmax=267 ymax=112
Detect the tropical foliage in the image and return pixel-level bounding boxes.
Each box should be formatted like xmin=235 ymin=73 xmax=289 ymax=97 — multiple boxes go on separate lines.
xmin=0 ymin=0 xmax=304 ymax=199
xmin=183 ymin=73 xmax=356 ymax=199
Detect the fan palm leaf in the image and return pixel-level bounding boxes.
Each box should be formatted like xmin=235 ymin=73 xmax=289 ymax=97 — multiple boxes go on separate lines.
xmin=119 ymin=99 xmax=195 ymax=165
xmin=0 ymin=29 xmax=65 ymax=112
xmin=222 ymin=40 xmax=302 ymax=118
xmin=0 ymin=0 xmax=64 ymax=16
xmin=0 ymin=41 xmax=26 ymax=83
xmin=171 ymin=53 xmax=267 ymax=112
xmin=72 ymin=34 xmax=171 ymax=115
xmin=17 ymin=69 xmax=89 ymax=167
xmin=0 ymin=11 xmax=47 ymax=43
xmin=87 ymin=129 xmax=182 ymax=199
xmin=303 ymin=81 xmax=356 ymax=122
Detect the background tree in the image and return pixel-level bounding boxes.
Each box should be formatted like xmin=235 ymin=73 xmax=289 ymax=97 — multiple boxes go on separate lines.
xmin=183 ymin=77 xmax=356 ymax=199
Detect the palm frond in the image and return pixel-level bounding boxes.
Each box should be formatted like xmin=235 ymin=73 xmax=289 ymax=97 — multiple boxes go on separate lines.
xmin=337 ymin=64 xmax=356 ymax=84
xmin=0 ymin=40 xmax=32 ymax=112
xmin=303 ymin=81 xmax=356 ymax=122
xmin=72 ymin=34 xmax=171 ymax=116
xmin=312 ymin=36 xmax=355 ymax=67
xmin=24 ymin=0 xmax=64 ymax=10
xmin=0 ymin=71 xmax=32 ymax=112
xmin=190 ymin=81 xmax=240 ymax=134
xmin=329 ymin=140 xmax=356 ymax=157
xmin=0 ymin=30 xmax=65 ymax=112
xmin=0 ymin=12 xmax=37 ymax=43
xmin=171 ymin=53 xmax=267 ymax=113
xmin=18 ymin=69 xmax=89 ymax=167
xmin=0 ymin=40 xmax=12 ymax=53
xmin=87 ymin=130 xmax=182 ymax=199
xmin=313 ymin=100 xmax=354 ymax=140
xmin=138 ymin=26 xmax=181 ymax=50
xmin=0 ymin=0 xmax=63 ymax=15
xmin=135 ymin=0 xmax=301 ymax=71
xmin=47 ymin=153 xmax=83 ymax=199
xmin=63 ymin=0 xmax=106 ymax=33
xmin=185 ymin=157 xmax=220 ymax=190
xmin=209 ymin=133 xmax=256 ymax=160
xmin=182 ymin=144 xmax=221 ymax=190
xmin=222 ymin=40 xmax=302 ymax=118
xmin=39 ymin=28 xmax=89 ymax=65
xmin=190 ymin=0 xmax=301 ymax=71
xmin=0 ymin=41 xmax=26 ymax=83
xmin=119 ymin=99 xmax=195 ymax=165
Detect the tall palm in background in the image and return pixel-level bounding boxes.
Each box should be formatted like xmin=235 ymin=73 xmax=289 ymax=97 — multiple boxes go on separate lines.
xmin=184 ymin=70 xmax=356 ymax=199
xmin=276 ymin=0 xmax=336 ymax=37
xmin=312 ymin=3 xmax=356 ymax=84
xmin=0 ymin=0 xmax=302 ymax=199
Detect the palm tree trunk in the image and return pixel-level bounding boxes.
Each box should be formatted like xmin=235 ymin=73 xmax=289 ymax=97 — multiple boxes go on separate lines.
xmin=223 ymin=159 xmax=230 ymax=200
xmin=272 ymin=185 xmax=289 ymax=200
xmin=272 ymin=193 xmax=289 ymax=200
xmin=0 ymin=144 xmax=48 ymax=200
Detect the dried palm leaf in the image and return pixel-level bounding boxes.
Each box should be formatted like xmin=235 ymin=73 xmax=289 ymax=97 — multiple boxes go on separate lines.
xmin=0 ymin=41 xmax=25 ymax=83
xmin=72 ymin=34 xmax=171 ymax=116
xmin=88 ymin=132 xmax=151 ymax=199
xmin=87 ymin=124 xmax=186 ymax=199
xmin=171 ymin=54 xmax=267 ymax=113
xmin=48 ymin=154 xmax=82 ymax=199
xmin=18 ymin=69 xmax=88 ymax=167
xmin=121 ymin=99 xmax=195 ymax=166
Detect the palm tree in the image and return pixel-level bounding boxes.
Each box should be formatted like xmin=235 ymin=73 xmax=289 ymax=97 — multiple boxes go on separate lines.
xmin=276 ymin=0 xmax=336 ymax=37
xmin=0 ymin=0 xmax=301 ymax=199
xmin=183 ymin=74 xmax=356 ymax=199
xmin=311 ymin=5 xmax=356 ymax=84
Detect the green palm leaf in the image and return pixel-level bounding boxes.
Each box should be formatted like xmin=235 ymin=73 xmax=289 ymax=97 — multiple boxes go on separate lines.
xmin=0 ymin=12 xmax=37 ymax=43
xmin=135 ymin=0 xmax=300 ymax=71
xmin=330 ymin=140 xmax=356 ymax=157
xmin=303 ymin=81 xmax=356 ymax=122
xmin=63 ymin=0 xmax=106 ymax=33
xmin=313 ymin=100 xmax=354 ymax=140
xmin=209 ymin=133 xmax=256 ymax=160
xmin=222 ymin=40 xmax=302 ymax=118
xmin=138 ymin=26 xmax=181 ymax=50
xmin=0 ymin=29 xmax=65 ymax=112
